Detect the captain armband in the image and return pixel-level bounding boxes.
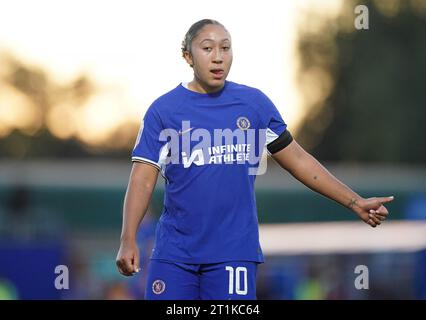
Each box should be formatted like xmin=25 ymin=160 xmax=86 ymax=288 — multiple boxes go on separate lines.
xmin=266 ymin=129 xmax=293 ymax=154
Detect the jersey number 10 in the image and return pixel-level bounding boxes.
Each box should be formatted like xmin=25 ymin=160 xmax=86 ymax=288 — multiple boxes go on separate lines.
xmin=225 ymin=266 xmax=248 ymax=295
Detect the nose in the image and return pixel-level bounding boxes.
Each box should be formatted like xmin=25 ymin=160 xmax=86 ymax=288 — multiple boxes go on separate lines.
xmin=212 ymin=48 xmax=223 ymax=64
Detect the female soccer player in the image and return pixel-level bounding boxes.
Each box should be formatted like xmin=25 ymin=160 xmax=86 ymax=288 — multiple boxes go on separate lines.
xmin=116 ymin=19 xmax=393 ymax=300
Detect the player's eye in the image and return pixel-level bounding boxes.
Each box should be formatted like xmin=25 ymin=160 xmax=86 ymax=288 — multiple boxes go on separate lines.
xmin=203 ymin=47 xmax=212 ymax=52
xmin=222 ymin=46 xmax=230 ymax=51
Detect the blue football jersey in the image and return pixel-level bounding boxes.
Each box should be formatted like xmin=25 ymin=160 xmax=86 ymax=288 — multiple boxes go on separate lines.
xmin=132 ymin=81 xmax=287 ymax=264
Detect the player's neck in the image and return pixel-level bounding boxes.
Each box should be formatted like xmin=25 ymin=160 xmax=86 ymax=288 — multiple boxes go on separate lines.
xmin=188 ymin=79 xmax=224 ymax=94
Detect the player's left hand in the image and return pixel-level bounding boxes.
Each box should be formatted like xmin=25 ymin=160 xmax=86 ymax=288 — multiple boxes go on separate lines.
xmin=353 ymin=196 xmax=394 ymax=228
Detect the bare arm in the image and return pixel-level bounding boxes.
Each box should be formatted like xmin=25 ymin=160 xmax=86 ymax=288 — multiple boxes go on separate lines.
xmin=271 ymin=140 xmax=393 ymax=227
xmin=116 ymin=162 xmax=159 ymax=276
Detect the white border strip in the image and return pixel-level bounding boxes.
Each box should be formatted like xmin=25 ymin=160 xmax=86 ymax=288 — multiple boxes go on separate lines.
xmin=260 ymin=221 xmax=426 ymax=255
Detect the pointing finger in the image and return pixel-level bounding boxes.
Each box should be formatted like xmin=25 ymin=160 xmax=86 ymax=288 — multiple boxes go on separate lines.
xmin=378 ymin=196 xmax=394 ymax=204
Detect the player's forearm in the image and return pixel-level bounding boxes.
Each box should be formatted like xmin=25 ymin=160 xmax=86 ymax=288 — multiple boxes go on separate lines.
xmin=120 ymin=168 xmax=157 ymax=242
xmin=287 ymin=151 xmax=362 ymax=212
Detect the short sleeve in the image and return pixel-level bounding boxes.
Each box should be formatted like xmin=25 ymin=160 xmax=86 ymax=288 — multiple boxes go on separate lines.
xmin=131 ymin=105 xmax=167 ymax=170
xmin=255 ymin=90 xmax=288 ymax=145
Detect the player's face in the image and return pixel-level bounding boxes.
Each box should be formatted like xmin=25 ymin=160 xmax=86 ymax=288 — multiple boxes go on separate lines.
xmin=184 ymin=24 xmax=233 ymax=93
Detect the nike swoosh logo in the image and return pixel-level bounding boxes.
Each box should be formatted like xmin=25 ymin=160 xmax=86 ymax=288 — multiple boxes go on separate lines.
xmin=178 ymin=127 xmax=194 ymax=135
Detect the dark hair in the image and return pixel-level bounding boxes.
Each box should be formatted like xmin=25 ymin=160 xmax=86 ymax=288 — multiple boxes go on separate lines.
xmin=181 ymin=19 xmax=226 ymax=56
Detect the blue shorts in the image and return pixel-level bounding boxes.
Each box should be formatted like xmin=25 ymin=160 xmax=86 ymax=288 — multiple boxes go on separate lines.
xmin=145 ymin=259 xmax=258 ymax=300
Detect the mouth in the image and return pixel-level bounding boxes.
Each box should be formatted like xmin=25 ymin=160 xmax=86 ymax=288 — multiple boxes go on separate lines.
xmin=210 ymin=68 xmax=224 ymax=79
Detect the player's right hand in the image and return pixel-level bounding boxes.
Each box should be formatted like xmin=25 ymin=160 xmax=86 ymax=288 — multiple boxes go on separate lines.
xmin=116 ymin=239 xmax=141 ymax=276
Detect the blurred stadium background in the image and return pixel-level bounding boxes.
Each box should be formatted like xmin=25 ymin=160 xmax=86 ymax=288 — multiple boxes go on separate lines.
xmin=1 ymin=0 xmax=425 ymax=299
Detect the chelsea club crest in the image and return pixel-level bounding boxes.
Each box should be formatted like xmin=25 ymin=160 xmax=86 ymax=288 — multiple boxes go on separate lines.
xmin=152 ymin=279 xmax=166 ymax=294
xmin=236 ymin=117 xmax=250 ymax=130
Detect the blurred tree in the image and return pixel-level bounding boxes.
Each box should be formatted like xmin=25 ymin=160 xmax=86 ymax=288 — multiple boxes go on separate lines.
xmin=0 ymin=53 xmax=136 ymax=158
xmin=296 ymin=0 xmax=426 ymax=164
xmin=0 ymin=128 xmax=128 ymax=158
